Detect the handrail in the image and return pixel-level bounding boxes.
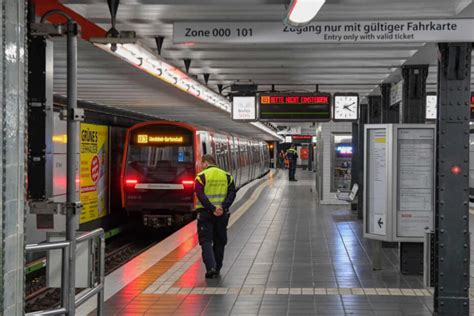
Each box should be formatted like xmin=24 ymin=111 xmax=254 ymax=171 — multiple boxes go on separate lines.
xmin=76 ymin=228 xmax=104 ymax=243
xmin=25 ymin=228 xmax=105 ymax=316
xmin=26 ymin=307 xmax=67 ymax=316
xmin=26 ymin=241 xmax=70 ymax=252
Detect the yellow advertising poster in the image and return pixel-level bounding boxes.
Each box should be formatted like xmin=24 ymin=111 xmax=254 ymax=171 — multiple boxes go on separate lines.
xmin=80 ymin=123 xmax=108 ymax=224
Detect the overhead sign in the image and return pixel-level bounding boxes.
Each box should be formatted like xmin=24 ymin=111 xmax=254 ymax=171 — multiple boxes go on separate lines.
xmin=258 ymin=93 xmax=331 ymax=121
xmin=232 ymin=96 xmax=257 ymax=121
xmin=80 ymin=123 xmax=108 ymax=224
xmin=390 ymin=81 xmax=403 ymax=106
xmin=292 ymin=135 xmax=313 ymax=143
xmin=174 ymin=19 xmax=474 ymax=44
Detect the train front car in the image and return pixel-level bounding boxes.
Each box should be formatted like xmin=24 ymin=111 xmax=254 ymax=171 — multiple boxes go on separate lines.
xmin=121 ymin=122 xmax=197 ymax=228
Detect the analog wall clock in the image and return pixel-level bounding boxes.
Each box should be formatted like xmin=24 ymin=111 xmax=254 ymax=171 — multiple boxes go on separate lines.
xmin=333 ymin=94 xmax=359 ymax=121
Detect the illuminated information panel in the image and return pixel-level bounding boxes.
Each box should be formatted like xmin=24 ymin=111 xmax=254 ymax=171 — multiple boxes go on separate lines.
xmin=471 ymin=94 xmax=474 ymax=120
xmin=132 ymin=133 xmax=191 ymax=146
xmin=258 ymin=93 xmax=331 ymax=121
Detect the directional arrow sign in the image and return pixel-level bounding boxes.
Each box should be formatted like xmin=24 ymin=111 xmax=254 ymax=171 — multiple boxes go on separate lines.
xmin=377 ymin=218 xmax=384 ymax=228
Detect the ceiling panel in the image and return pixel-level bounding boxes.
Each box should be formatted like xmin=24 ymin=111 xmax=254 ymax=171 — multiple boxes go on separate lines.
xmin=57 ymin=0 xmax=474 ymax=130
xmin=53 ymin=39 xmax=277 ymax=139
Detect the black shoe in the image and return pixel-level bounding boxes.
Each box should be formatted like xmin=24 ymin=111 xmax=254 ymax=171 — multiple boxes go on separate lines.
xmin=205 ymin=268 xmax=218 ymax=279
xmin=293 ymin=179 xmax=298 ymax=181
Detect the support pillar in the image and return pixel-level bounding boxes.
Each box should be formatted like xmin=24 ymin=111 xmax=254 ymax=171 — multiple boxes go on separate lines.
xmin=350 ymin=122 xmax=358 ymax=212
xmin=434 ymin=42 xmax=471 ymax=315
xmin=368 ymin=96 xmax=382 ymax=123
xmin=399 ymin=64 xmax=429 ymax=274
xmin=0 ymin=0 xmax=27 ymax=314
xmin=400 ymin=65 xmax=429 ymax=123
xmin=380 ymin=83 xmax=399 ymax=248
xmin=356 ymin=103 xmax=368 ymax=219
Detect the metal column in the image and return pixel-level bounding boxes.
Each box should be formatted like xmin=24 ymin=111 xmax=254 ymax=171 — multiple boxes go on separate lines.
xmin=380 ymin=83 xmax=399 ymax=248
xmin=65 ymin=19 xmax=80 ymax=316
xmin=368 ymin=96 xmax=382 ymax=123
xmin=1 ymin=0 xmax=27 ymax=314
xmin=356 ymin=103 xmax=368 ymax=219
xmin=400 ymin=65 xmax=429 ymax=123
xmin=435 ymin=42 xmax=471 ymax=315
xmin=399 ymin=64 xmax=429 ymax=274
xmin=380 ymin=83 xmax=399 ymax=123
xmin=350 ymin=122 xmax=359 ymax=212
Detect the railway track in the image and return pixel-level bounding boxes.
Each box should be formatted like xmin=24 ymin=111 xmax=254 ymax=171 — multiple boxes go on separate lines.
xmin=25 ymin=235 xmax=159 ymax=313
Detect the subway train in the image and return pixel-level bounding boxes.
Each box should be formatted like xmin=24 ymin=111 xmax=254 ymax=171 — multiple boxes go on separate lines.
xmin=120 ymin=121 xmax=271 ymax=228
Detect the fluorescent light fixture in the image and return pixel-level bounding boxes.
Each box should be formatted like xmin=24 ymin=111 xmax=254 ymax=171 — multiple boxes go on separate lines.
xmin=285 ymin=0 xmax=325 ymax=27
xmin=95 ymin=42 xmax=282 ymax=141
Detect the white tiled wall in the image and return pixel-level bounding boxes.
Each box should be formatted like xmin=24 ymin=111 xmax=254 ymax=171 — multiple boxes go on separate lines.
xmin=318 ymin=122 xmax=353 ymax=205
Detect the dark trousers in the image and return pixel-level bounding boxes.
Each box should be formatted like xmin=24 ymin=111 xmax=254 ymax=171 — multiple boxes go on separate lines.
xmin=197 ymin=210 xmax=230 ymax=272
xmin=289 ymin=162 xmax=296 ymax=180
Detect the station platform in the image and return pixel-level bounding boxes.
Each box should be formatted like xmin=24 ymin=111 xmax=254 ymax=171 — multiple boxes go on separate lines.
xmin=82 ymin=170 xmax=441 ymax=315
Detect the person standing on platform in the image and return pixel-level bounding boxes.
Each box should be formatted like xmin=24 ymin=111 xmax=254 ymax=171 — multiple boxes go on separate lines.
xmin=195 ymin=154 xmax=236 ymax=278
xmin=278 ymin=149 xmax=286 ymax=169
xmin=286 ymin=145 xmax=298 ymax=181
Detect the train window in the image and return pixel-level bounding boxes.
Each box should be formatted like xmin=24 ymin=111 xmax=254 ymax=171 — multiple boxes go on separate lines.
xmin=202 ymin=142 xmax=207 ymax=155
xmin=126 ymin=144 xmax=194 ymax=183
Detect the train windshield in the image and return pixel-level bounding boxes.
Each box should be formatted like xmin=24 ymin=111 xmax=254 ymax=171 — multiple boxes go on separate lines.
xmin=126 ymin=125 xmax=194 ymax=183
xmin=127 ymin=145 xmax=194 ymax=183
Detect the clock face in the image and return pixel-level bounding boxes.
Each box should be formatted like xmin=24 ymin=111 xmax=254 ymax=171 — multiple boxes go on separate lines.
xmin=333 ymin=95 xmax=359 ymax=121
xmin=426 ymin=95 xmax=437 ymax=120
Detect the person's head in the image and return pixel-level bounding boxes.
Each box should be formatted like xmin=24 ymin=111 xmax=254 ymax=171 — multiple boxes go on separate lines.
xmin=201 ymin=154 xmax=216 ymax=169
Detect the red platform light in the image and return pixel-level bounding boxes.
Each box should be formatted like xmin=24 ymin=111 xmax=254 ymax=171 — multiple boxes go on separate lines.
xmin=451 ymin=165 xmax=461 ymax=175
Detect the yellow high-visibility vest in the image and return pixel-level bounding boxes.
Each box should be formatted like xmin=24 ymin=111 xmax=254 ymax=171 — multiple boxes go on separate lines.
xmin=195 ymin=166 xmax=233 ymax=209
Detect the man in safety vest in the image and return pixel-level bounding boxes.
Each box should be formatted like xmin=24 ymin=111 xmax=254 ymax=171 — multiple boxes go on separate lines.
xmin=286 ymin=144 xmax=298 ymax=181
xmin=195 ymin=154 xmax=236 ymax=278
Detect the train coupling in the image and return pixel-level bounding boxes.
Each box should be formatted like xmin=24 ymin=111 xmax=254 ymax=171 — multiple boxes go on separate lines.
xmin=143 ymin=214 xmax=173 ymax=228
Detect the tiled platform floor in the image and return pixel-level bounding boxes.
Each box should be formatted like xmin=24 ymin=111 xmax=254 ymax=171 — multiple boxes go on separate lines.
xmin=91 ymin=170 xmax=462 ymax=315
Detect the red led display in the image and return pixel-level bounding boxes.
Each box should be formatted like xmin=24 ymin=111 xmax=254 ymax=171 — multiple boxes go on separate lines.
xmin=292 ymin=135 xmax=312 ymax=139
xmin=260 ymin=95 xmax=329 ymax=105
xmin=259 ymin=93 xmax=331 ymax=121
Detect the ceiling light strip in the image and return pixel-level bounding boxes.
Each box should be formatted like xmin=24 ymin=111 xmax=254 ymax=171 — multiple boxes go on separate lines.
xmin=95 ymin=43 xmax=282 ymax=140
xmin=95 ymin=43 xmax=230 ymax=111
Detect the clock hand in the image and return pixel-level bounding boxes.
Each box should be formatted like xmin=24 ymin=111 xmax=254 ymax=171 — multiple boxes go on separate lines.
xmin=343 ymin=105 xmax=354 ymax=112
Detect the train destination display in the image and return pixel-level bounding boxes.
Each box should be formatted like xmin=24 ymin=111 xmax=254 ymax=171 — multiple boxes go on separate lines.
xmin=133 ymin=133 xmax=192 ymax=146
xmin=258 ymin=93 xmax=331 ymax=121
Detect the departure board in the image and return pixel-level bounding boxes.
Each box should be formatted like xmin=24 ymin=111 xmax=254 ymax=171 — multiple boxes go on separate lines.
xmin=258 ymin=93 xmax=331 ymax=121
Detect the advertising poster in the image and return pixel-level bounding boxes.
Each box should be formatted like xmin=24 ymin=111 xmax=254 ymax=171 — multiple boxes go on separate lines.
xmin=80 ymin=123 xmax=108 ymax=224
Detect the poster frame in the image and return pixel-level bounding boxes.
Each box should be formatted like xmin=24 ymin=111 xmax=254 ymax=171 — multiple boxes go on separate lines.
xmin=363 ymin=124 xmax=435 ymax=242
xmin=363 ymin=124 xmax=393 ymax=242
xmin=392 ymin=124 xmax=435 ymax=242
